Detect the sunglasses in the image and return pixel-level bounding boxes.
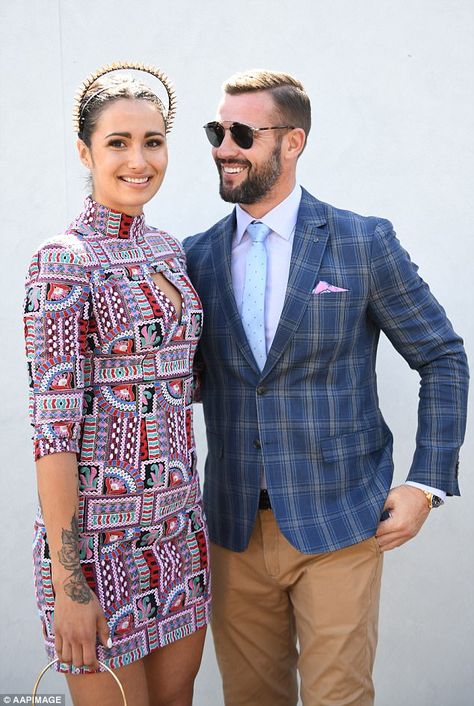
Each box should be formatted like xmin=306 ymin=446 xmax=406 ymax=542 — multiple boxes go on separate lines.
xmin=203 ymin=121 xmax=294 ymax=150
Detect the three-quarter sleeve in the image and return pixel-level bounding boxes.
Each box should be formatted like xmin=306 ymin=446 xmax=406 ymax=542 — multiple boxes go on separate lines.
xmin=24 ymin=240 xmax=91 ymax=460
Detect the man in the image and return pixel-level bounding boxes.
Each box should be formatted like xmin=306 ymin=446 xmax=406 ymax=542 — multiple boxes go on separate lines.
xmin=183 ymin=70 xmax=468 ymax=706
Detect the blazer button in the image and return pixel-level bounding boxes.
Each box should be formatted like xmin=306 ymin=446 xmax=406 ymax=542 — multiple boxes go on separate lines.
xmin=256 ymin=386 xmax=266 ymax=395
xmin=253 ymin=439 xmax=262 ymax=449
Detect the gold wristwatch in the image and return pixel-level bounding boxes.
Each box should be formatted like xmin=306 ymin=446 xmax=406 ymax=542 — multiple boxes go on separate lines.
xmin=423 ymin=491 xmax=444 ymax=509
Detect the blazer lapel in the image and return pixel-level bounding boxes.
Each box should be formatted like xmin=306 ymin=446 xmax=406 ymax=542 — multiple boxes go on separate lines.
xmin=211 ymin=211 xmax=261 ymax=373
xmin=263 ymin=190 xmax=329 ymax=377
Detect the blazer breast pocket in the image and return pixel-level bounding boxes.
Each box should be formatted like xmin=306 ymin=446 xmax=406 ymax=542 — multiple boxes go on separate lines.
xmin=297 ymin=280 xmax=369 ymax=361
xmin=306 ymin=288 xmax=356 ymax=339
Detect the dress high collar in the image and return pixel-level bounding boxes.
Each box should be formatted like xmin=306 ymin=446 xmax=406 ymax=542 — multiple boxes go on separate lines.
xmin=76 ymin=196 xmax=146 ymax=240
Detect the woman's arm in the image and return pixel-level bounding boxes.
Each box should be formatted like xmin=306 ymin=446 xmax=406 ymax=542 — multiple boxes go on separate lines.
xmin=24 ymin=242 xmax=109 ymax=670
xmin=36 ymin=452 xmax=109 ymax=670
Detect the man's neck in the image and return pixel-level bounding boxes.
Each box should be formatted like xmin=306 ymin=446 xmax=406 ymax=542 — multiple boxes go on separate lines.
xmin=238 ymin=179 xmax=297 ymax=220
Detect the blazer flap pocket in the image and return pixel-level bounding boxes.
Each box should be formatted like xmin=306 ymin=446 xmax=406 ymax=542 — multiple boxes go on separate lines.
xmin=320 ymin=427 xmax=388 ymax=462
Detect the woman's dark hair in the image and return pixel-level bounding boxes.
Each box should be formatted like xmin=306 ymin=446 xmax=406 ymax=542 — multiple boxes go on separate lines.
xmin=78 ymin=74 xmax=166 ymax=146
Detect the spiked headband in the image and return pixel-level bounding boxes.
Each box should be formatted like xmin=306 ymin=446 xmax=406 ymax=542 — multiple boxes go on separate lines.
xmin=73 ymin=61 xmax=177 ymax=134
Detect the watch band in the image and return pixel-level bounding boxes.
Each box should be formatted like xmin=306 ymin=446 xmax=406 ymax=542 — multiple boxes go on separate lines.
xmin=423 ymin=491 xmax=444 ymax=509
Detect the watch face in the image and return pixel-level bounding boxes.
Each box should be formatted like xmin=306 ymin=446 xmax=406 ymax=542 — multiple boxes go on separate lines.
xmin=431 ymin=495 xmax=443 ymax=508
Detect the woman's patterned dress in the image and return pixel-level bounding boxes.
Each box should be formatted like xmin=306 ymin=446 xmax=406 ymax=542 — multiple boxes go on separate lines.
xmin=24 ymin=197 xmax=210 ymax=672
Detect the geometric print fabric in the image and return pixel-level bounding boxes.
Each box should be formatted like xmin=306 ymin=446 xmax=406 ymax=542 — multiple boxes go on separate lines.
xmin=25 ymin=197 xmax=210 ymax=672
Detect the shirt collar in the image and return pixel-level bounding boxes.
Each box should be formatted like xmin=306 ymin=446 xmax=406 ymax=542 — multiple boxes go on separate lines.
xmin=235 ymin=184 xmax=302 ymax=245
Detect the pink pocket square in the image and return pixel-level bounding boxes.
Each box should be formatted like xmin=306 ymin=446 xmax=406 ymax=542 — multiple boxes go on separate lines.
xmin=312 ymin=281 xmax=349 ymax=295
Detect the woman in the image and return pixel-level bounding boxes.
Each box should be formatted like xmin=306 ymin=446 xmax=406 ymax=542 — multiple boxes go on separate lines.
xmin=24 ymin=63 xmax=210 ymax=706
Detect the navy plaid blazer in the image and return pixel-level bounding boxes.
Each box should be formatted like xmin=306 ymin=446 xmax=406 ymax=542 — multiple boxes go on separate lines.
xmin=183 ymin=189 xmax=468 ymax=553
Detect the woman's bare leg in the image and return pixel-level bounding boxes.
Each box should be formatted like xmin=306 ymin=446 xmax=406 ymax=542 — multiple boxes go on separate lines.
xmin=143 ymin=627 xmax=207 ymax=706
xmin=66 ymin=627 xmax=206 ymax=706
xmin=66 ymin=660 xmax=150 ymax=706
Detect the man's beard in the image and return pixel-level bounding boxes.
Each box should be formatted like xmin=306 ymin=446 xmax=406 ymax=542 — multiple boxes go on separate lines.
xmin=217 ymin=141 xmax=282 ymax=204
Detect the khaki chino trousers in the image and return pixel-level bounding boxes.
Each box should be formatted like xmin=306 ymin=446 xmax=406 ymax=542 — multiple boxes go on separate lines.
xmin=210 ymin=510 xmax=383 ymax=706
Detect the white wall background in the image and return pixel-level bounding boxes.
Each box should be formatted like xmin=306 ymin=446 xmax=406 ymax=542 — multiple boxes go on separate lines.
xmin=1 ymin=1 xmax=473 ymax=704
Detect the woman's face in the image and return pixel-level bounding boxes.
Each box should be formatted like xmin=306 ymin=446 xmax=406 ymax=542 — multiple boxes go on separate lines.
xmin=77 ymin=98 xmax=168 ymax=215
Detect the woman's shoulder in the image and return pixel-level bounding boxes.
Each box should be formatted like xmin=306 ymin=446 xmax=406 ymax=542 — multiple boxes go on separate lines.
xmin=25 ymin=230 xmax=90 ymax=284
xmin=36 ymin=230 xmax=88 ymax=257
xmin=143 ymin=224 xmax=186 ymax=260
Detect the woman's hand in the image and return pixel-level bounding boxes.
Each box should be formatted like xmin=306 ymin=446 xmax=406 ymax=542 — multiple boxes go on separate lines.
xmin=53 ymin=587 xmax=110 ymax=671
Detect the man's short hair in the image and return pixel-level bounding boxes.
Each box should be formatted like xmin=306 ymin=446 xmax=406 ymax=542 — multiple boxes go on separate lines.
xmin=223 ymin=69 xmax=311 ymax=144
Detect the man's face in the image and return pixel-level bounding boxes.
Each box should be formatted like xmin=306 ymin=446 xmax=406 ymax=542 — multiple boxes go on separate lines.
xmin=211 ymin=91 xmax=286 ymax=206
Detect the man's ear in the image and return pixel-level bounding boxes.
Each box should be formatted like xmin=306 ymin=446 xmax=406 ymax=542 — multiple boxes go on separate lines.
xmin=284 ymin=128 xmax=306 ymax=161
xmin=77 ymin=138 xmax=92 ymax=169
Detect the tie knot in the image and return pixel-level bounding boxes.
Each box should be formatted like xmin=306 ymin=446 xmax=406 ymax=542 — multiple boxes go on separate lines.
xmin=247 ymin=221 xmax=271 ymax=244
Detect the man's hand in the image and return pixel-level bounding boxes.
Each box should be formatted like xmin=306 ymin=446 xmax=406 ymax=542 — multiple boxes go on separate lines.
xmin=375 ymin=485 xmax=431 ymax=552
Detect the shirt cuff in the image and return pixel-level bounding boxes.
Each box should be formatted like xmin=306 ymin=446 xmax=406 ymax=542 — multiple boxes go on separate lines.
xmin=405 ymin=481 xmax=446 ymax=503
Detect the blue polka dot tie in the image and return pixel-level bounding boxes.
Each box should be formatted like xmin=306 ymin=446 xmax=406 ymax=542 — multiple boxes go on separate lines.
xmin=242 ymin=221 xmax=271 ymax=370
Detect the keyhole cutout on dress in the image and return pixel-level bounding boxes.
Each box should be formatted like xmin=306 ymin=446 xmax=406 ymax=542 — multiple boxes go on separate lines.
xmin=151 ymin=272 xmax=182 ymax=321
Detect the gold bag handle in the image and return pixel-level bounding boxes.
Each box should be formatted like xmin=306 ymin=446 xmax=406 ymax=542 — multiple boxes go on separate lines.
xmin=33 ymin=658 xmax=127 ymax=705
